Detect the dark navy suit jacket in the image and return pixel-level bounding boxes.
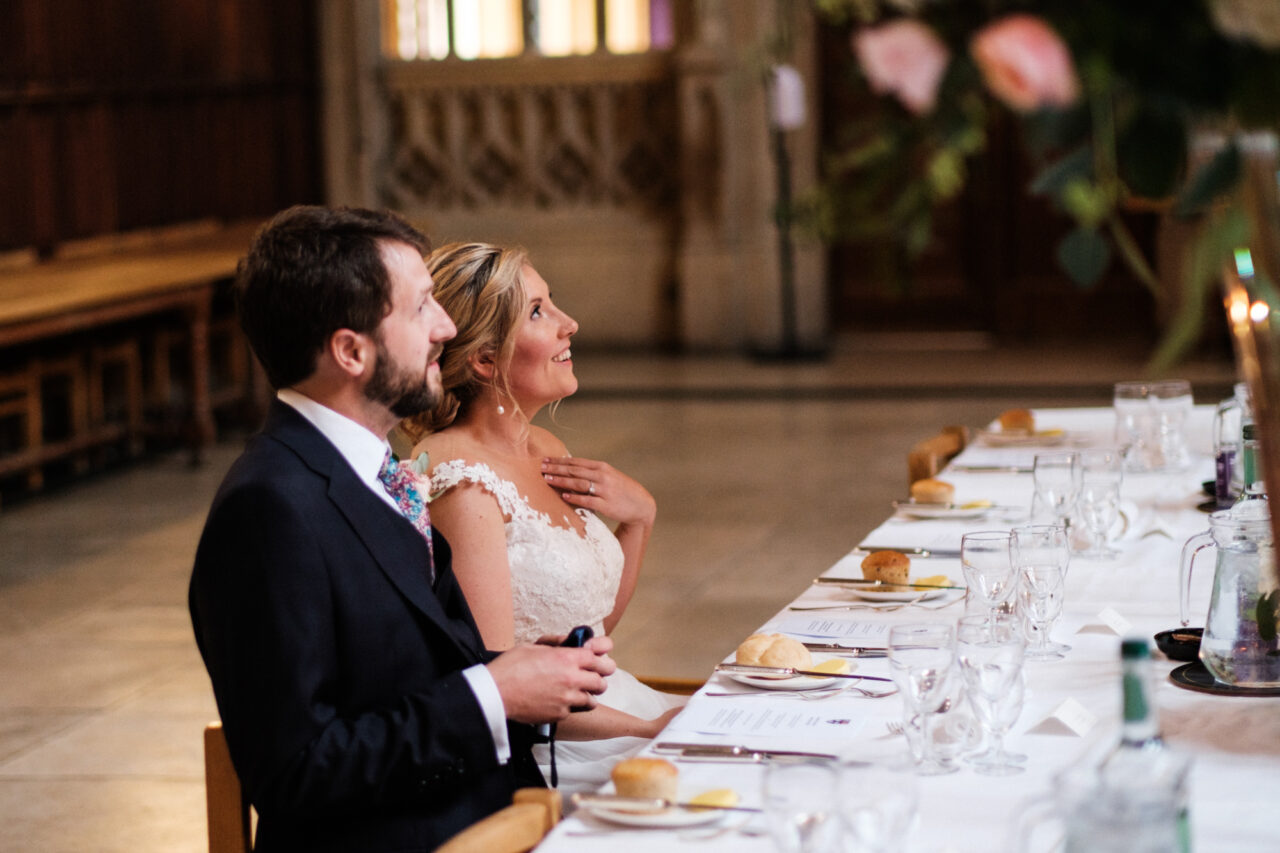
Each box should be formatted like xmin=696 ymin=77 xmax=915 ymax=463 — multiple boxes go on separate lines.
xmin=190 ymin=401 xmax=543 ymax=852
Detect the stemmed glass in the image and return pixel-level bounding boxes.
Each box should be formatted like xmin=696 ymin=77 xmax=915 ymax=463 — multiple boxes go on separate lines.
xmin=960 ymin=531 xmax=1017 ymax=619
xmin=763 ymin=756 xmax=841 ymax=853
xmin=839 ymin=762 xmax=918 ymax=852
xmin=1076 ymin=448 xmax=1124 ymax=559
xmin=956 ymin=614 xmax=1027 ymax=775
xmin=1033 ymin=452 xmax=1081 ymax=529
xmin=1013 ymin=524 xmax=1072 ymax=660
xmin=888 ymin=623 xmax=958 ymax=776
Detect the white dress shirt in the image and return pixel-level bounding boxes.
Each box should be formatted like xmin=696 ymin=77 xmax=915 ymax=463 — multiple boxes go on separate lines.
xmin=277 ymin=389 xmax=512 ymax=764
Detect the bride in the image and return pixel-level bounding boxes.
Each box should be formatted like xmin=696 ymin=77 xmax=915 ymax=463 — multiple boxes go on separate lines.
xmin=398 ymin=242 xmax=685 ymax=793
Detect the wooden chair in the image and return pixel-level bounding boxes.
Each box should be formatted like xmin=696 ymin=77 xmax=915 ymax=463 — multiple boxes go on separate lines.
xmin=203 ymin=723 xmax=252 ymax=853
xmin=436 ymin=788 xmax=563 ymax=853
xmin=637 ymin=676 xmax=703 ymax=695
xmin=907 ymin=425 xmax=970 ymax=490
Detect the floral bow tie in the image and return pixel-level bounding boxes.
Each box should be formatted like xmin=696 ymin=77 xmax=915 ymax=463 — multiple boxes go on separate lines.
xmin=377 ymin=450 xmax=435 ymax=580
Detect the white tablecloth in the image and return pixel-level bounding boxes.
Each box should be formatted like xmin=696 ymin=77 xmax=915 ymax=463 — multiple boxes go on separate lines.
xmin=538 ymin=406 xmax=1280 ymax=852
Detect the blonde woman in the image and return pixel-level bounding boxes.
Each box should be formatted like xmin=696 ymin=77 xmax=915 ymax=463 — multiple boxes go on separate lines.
xmin=399 ymin=243 xmax=684 ymax=793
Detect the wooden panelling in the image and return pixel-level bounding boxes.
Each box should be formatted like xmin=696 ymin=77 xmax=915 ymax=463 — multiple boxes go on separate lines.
xmin=0 ymin=0 xmax=321 ymax=251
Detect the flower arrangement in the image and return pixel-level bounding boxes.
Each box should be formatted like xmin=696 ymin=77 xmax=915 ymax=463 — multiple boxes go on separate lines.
xmin=808 ymin=0 xmax=1280 ymax=362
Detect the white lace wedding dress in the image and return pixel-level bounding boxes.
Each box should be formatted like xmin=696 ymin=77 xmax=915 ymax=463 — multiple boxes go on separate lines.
xmin=429 ymin=460 xmax=685 ymax=794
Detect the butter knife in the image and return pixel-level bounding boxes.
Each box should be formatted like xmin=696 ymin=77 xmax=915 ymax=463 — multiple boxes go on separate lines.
xmin=853 ymin=545 xmax=962 ymax=558
xmin=652 ymin=742 xmax=839 ymax=761
xmin=572 ymin=793 xmax=763 ymax=813
xmin=800 ymin=642 xmax=888 ymax=656
xmin=813 ymin=577 xmax=966 ymax=591
xmin=715 ymin=663 xmax=893 ymax=682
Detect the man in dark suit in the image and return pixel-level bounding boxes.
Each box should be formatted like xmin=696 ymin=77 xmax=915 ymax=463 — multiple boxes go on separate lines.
xmin=189 ymin=206 xmax=615 ymax=851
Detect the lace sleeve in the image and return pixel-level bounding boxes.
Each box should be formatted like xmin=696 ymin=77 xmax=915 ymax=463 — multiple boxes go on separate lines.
xmin=429 ymin=460 xmax=537 ymax=522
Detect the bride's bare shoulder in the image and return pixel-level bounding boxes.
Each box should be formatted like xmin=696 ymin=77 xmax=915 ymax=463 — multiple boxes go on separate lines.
xmin=528 ymin=425 xmax=569 ymax=458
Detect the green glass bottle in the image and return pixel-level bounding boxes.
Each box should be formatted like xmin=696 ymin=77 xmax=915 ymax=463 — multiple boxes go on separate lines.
xmin=1098 ymin=638 xmax=1192 ymax=852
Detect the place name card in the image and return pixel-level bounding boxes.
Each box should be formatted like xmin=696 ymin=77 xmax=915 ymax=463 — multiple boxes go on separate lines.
xmin=1094 ymin=606 xmax=1134 ymax=636
xmin=1028 ymin=697 xmax=1098 ymax=737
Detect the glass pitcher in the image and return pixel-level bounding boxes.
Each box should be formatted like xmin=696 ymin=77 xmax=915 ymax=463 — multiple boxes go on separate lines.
xmin=1179 ymin=507 xmax=1280 ymax=687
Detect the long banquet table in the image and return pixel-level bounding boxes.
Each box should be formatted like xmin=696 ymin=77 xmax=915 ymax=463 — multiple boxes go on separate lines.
xmin=537 ymin=406 xmax=1280 ymax=852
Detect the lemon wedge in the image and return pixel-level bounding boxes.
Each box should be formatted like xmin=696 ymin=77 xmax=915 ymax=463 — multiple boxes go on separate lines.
xmin=913 ymin=575 xmax=950 ymax=588
xmin=808 ymin=658 xmax=852 ymax=675
xmin=1036 ymin=428 xmax=1064 ymax=438
xmin=687 ymin=788 xmax=740 ymax=810
xmin=959 ymin=499 xmax=992 ymax=509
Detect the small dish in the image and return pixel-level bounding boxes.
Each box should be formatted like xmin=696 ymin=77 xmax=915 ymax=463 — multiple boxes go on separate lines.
xmin=976 ymin=429 xmax=1066 ymax=448
xmin=847 ymin=586 xmax=947 ymax=603
xmin=893 ymin=500 xmax=991 ymax=520
xmin=578 ymin=799 xmax=726 ymax=828
xmin=1154 ymin=627 xmax=1203 ymax=662
xmin=723 ymin=655 xmax=851 ymax=690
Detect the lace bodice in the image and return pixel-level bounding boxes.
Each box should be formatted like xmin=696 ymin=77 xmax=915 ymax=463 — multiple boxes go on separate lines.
xmin=428 ymin=460 xmax=624 ymax=644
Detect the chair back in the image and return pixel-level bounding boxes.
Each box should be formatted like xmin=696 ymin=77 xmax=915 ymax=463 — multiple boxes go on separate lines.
xmin=204 ymin=722 xmax=252 ymax=853
xmin=436 ymin=788 xmax=563 ymax=853
xmin=907 ymin=425 xmax=970 ymax=488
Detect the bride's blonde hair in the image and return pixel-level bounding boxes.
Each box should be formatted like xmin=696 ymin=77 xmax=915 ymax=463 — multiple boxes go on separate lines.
xmin=400 ymin=242 xmax=529 ymax=443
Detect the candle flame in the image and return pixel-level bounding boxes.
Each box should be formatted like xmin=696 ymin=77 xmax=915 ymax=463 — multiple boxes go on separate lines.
xmin=1250 ymin=300 xmax=1271 ymax=323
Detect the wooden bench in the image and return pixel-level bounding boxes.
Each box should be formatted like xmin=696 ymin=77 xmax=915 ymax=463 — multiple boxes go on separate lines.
xmin=0 ymin=220 xmax=261 ymax=493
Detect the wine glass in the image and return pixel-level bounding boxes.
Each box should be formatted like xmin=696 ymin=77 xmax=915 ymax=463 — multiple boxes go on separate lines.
xmin=1077 ymin=448 xmax=1124 ymax=559
xmin=763 ymin=756 xmax=841 ymax=853
xmin=956 ymin=614 xmax=1027 ymax=775
xmin=960 ymin=531 xmax=1017 ymax=619
xmin=1033 ymin=452 xmax=1081 ymax=528
xmin=888 ymin=623 xmax=958 ymax=776
xmin=1012 ymin=524 xmax=1072 ymax=660
xmin=839 ymin=761 xmax=918 ymax=852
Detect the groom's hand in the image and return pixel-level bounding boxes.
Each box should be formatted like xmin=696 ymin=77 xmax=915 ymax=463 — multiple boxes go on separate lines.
xmin=487 ymin=638 xmax=616 ymax=724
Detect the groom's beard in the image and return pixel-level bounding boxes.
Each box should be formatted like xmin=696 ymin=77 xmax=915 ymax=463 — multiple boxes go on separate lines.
xmin=365 ymin=339 xmax=442 ymax=418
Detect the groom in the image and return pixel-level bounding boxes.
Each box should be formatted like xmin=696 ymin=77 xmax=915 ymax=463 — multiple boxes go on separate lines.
xmin=189 ymin=205 xmax=615 ymax=852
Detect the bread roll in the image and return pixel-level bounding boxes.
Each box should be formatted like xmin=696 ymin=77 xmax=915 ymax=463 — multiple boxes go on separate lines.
xmin=910 ymin=477 xmax=955 ymax=505
xmin=998 ymin=408 xmax=1035 ymax=433
xmin=735 ymin=633 xmax=812 ymax=669
xmin=611 ymin=757 xmax=678 ymax=804
xmin=861 ymin=550 xmax=911 ymax=585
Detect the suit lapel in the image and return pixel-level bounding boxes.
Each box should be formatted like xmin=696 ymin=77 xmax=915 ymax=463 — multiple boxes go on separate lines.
xmin=264 ymin=402 xmax=484 ymax=664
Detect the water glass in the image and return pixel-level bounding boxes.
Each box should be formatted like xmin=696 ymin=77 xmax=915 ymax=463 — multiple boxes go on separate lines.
xmin=1113 ymin=379 xmax=1193 ymax=473
xmin=839 ymin=762 xmax=918 ymax=852
xmin=956 ymin=614 xmax=1027 ymax=776
xmin=1077 ymin=449 xmax=1124 ymax=559
xmin=1032 ymin=452 xmax=1081 ymax=528
xmin=763 ymin=756 xmax=841 ymax=853
xmin=960 ymin=531 xmax=1017 ymax=619
xmin=1013 ymin=524 xmax=1071 ymax=660
xmin=888 ymin=623 xmax=958 ymax=776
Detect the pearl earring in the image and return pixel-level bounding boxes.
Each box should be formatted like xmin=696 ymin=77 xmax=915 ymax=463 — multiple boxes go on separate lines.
xmin=497 ymin=404 xmax=505 ymax=415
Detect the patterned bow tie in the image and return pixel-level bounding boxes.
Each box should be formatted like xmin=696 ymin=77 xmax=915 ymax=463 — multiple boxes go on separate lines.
xmin=377 ymin=449 xmax=435 ymax=580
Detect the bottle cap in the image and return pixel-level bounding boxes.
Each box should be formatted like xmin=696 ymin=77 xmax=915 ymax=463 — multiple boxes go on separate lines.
xmin=1243 ymin=423 xmax=1256 ymax=441
xmin=1120 ymin=637 xmax=1150 ymax=660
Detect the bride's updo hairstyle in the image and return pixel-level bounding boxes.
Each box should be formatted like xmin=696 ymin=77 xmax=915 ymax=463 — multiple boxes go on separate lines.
xmin=401 ymin=242 xmax=529 ymax=441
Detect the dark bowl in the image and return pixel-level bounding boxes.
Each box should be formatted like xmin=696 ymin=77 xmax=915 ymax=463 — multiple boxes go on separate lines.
xmin=1154 ymin=628 xmax=1203 ymax=662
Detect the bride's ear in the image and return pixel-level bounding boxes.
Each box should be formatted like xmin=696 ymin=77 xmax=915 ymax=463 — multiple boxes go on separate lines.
xmin=469 ymin=346 xmax=497 ymax=380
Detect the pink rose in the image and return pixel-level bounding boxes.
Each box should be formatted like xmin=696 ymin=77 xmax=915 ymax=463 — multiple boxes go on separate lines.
xmin=853 ymin=19 xmax=950 ymax=115
xmin=970 ymin=14 xmax=1080 ymax=112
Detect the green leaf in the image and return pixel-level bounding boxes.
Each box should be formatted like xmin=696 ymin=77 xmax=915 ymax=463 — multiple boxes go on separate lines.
xmin=1257 ymin=590 xmax=1280 ymax=643
xmin=1175 ymin=142 xmax=1241 ymax=218
xmin=1061 ymin=179 xmax=1114 ymax=230
xmin=1057 ymin=228 xmax=1111 ymax=288
xmin=1030 ymin=147 xmax=1093 ymax=197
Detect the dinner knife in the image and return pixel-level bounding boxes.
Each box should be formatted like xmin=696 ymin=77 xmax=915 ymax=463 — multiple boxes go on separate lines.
xmin=715 ymin=663 xmax=893 ymax=682
xmin=572 ymin=793 xmax=763 ymax=813
xmin=652 ymin=742 xmax=840 ymax=761
xmin=853 ymin=545 xmax=962 ymax=558
xmin=799 ymin=642 xmax=888 ymax=656
xmin=947 ymin=464 xmax=1033 ymax=473
xmin=813 ymin=577 xmax=966 ymax=591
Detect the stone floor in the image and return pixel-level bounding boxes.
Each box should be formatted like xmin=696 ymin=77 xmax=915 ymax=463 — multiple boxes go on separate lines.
xmin=0 ymin=336 xmax=1236 ymax=851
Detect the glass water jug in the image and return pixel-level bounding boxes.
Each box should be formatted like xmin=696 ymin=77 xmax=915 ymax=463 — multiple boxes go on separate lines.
xmin=1180 ymin=507 xmax=1280 ymax=687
